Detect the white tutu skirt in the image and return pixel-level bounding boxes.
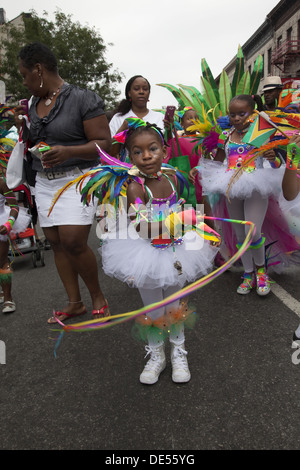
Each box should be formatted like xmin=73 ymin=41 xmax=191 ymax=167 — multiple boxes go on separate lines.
xmin=279 ymin=192 xmax=300 ymax=238
xmin=0 ymin=207 xmax=31 ymax=241
xmin=200 ymin=160 xmax=284 ymax=199
xmin=100 ymin=224 xmax=218 ymax=289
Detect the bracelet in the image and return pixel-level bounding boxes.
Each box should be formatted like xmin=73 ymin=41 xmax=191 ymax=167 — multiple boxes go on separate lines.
xmin=270 ymin=156 xmax=281 ymax=169
xmin=8 ymin=216 xmax=16 ymax=226
xmin=286 ymin=143 xmax=300 ymax=171
xmin=3 ymin=221 xmax=13 ymax=234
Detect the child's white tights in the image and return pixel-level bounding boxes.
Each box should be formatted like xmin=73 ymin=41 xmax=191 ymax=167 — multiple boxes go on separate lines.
xmin=138 ymin=284 xmax=185 ymax=347
xmin=226 ymin=192 xmax=269 ymax=273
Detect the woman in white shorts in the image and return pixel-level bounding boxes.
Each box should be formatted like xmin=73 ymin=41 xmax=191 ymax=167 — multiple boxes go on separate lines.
xmin=16 ymin=42 xmax=111 ymax=324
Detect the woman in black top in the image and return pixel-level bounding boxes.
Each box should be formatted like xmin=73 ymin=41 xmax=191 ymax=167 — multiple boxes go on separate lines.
xmin=15 ymin=42 xmax=111 ymax=323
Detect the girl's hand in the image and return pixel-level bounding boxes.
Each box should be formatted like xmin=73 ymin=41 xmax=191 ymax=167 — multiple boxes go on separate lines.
xmin=210 ymin=238 xmax=221 ymax=247
xmin=14 ymin=104 xmax=27 ymax=128
xmin=263 ymin=149 xmax=276 ymax=161
xmin=163 ymin=118 xmax=174 ymax=131
xmin=188 ymin=167 xmax=199 ymax=184
xmin=0 ymin=224 xmax=9 ymax=235
xmin=288 ymin=134 xmax=300 ymax=148
xmin=41 ymin=146 xmax=70 ymax=168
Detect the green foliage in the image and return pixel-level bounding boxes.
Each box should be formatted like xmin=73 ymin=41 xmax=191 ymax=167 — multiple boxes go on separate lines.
xmin=0 ymin=9 xmax=123 ymax=108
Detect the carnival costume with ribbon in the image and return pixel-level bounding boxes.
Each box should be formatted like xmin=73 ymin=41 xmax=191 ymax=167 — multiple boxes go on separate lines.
xmin=199 ymin=128 xmax=285 ymax=200
xmin=49 ymin=119 xmax=222 ymax=344
xmin=49 ymin=129 xmax=220 ymax=290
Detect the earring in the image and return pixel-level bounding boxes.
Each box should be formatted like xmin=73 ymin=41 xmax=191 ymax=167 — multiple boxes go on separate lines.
xmin=39 ymin=74 xmax=43 ymax=88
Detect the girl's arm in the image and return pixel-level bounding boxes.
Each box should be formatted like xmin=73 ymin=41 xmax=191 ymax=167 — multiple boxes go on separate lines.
xmin=214 ymin=148 xmax=226 ymax=163
xmin=0 ymin=181 xmax=19 ymax=235
xmin=282 ymin=136 xmax=300 ymax=201
xmin=110 ymin=119 xmax=129 ymax=157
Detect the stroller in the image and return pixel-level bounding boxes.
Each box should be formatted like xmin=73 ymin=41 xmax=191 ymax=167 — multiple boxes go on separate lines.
xmin=8 ymin=184 xmax=45 ymax=268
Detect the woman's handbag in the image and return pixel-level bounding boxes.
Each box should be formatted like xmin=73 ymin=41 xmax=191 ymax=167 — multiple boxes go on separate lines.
xmin=6 ymin=97 xmax=33 ymax=189
xmin=6 ymin=138 xmax=26 ymax=189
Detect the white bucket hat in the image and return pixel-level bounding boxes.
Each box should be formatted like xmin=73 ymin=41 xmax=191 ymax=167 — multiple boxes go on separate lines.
xmin=263 ymin=76 xmax=283 ymax=92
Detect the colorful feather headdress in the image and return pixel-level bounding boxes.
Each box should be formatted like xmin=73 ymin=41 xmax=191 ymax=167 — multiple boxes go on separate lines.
xmin=156 ymin=45 xmax=265 ymax=156
xmin=48 ymin=145 xmax=189 ymax=216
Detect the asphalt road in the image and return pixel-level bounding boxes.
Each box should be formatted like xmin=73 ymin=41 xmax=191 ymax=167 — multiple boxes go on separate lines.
xmin=1 ymin=222 xmax=300 ymax=451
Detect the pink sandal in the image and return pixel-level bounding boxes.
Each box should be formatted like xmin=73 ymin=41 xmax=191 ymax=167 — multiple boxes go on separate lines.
xmin=48 ymin=309 xmax=87 ymax=325
xmin=92 ymin=300 xmax=110 ymax=319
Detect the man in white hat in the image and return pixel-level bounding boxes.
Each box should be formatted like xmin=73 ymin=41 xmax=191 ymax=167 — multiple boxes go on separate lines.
xmin=262 ymin=76 xmax=283 ymax=111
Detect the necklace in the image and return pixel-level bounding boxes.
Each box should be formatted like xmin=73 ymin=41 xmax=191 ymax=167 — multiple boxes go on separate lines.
xmin=139 ymin=170 xmax=162 ymax=179
xmin=236 ymin=124 xmax=250 ymax=135
xmin=44 ymin=87 xmax=61 ymax=106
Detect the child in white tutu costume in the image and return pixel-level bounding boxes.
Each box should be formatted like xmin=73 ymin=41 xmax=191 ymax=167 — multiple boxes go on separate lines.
xmin=0 ymin=168 xmax=31 ymax=313
xmin=98 ymin=120 xmax=221 ymax=384
xmin=200 ymin=95 xmax=284 ymax=296
xmin=281 ymin=135 xmax=300 ymax=347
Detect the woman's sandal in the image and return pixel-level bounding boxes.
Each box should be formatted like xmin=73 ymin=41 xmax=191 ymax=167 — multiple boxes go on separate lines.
xmin=47 ymin=308 xmax=87 ymax=325
xmin=92 ymin=300 xmax=110 ymax=319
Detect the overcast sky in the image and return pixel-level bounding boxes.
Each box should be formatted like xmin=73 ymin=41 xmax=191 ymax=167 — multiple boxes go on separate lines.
xmin=2 ymin=0 xmax=281 ymax=109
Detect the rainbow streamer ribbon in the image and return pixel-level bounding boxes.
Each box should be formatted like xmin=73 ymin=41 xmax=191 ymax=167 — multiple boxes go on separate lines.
xmin=52 ymin=216 xmax=256 ymax=356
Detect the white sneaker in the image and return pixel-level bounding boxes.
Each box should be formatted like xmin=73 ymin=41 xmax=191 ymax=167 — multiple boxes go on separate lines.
xmin=2 ymin=300 xmax=16 ymax=313
xmin=140 ymin=344 xmax=166 ymax=385
xmin=256 ymin=268 xmax=271 ymax=296
xmin=171 ymin=342 xmax=191 ymax=383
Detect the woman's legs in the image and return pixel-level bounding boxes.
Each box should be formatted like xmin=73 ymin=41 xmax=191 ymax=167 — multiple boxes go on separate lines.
xmin=44 ymin=224 xmax=107 ymax=322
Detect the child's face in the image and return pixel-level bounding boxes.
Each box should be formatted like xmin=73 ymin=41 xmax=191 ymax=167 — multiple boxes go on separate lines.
xmin=129 ymin=130 xmax=166 ymax=175
xmin=181 ymin=110 xmax=198 ymax=134
xmin=228 ymin=100 xmax=252 ymax=131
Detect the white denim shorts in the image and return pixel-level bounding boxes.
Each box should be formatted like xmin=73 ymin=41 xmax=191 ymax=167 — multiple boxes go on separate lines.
xmin=35 ymin=169 xmax=97 ymax=227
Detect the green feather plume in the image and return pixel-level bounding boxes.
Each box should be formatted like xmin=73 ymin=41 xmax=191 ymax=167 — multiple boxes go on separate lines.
xmin=156 ymin=83 xmax=185 ymax=108
xmin=249 ymin=55 xmax=264 ymax=95
xmin=219 ymin=70 xmax=232 ymax=116
xmin=236 ymin=70 xmax=250 ymax=95
xmin=201 ymin=58 xmax=219 ymax=103
xmin=177 ymin=84 xmax=209 ymax=113
xmin=231 ymin=45 xmax=244 ymax=97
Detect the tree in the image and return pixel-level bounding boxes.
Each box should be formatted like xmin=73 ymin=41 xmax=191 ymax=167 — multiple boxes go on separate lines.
xmin=0 ymin=9 xmax=123 ymax=109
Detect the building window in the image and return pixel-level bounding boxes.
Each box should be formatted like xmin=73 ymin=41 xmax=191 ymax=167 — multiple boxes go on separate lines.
xmin=267 ymin=48 xmax=272 ymax=75
xmin=261 ymin=54 xmax=264 ymax=78
xmin=287 ymin=27 xmax=292 ymax=51
xmin=248 ymin=64 xmax=251 ymax=75
xmin=277 ymin=35 xmax=282 ymax=48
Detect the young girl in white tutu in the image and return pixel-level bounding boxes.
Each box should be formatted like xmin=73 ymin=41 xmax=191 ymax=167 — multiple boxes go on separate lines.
xmin=98 ymin=120 xmax=220 ymax=384
xmin=0 ymin=164 xmax=31 ymax=313
xmin=200 ymin=94 xmax=283 ymax=296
